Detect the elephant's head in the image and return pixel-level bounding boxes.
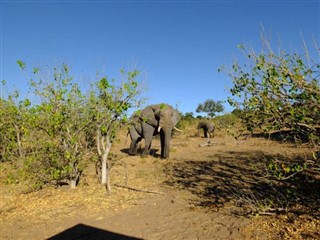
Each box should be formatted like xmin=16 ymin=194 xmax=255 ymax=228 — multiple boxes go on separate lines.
xmin=154 ymin=104 xmax=180 ymax=133
xmin=139 ymin=103 xmax=181 ymax=159
xmin=153 ymin=104 xmax=181 ymax=158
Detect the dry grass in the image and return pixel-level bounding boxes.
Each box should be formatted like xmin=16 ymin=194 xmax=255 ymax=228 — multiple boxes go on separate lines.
xmin=0 ymin=127 xmax=319 ymax=239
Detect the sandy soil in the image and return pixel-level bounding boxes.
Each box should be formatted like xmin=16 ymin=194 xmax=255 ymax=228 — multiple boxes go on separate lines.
xmin=1 ymin=191 xmax=249 ymax=240
xmin=0 ymin=130 xmax=318 ymax=240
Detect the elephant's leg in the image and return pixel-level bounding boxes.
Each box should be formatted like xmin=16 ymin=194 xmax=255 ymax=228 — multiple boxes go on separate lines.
xmin=160 ymin=130 xmax=165 ymax=158
xmin=210 ymin=128 xmax=215 ymax=138
xmin=129 ymin=137 xmax=141 ymax=155
xmin=141 ymin=123 xmax=155 ymax=156
xmin=204 ymin=129 xmax=208 ymax=138
xmin=210 ymin=131 xmax=214 ymax=138
xmin=129 ymin=140 xmax=136 ymax=155
xmin=207 ymin=130 xmax=211 ymax=138
xmin=129 ymin=127 xmax=141 ymax=155
xmin=143 ymin=134 xmax=152 ymax=156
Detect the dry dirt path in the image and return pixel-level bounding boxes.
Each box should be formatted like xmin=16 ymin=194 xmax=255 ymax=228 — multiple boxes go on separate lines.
xmin=1 ymin=189 xmax=250 ymax=240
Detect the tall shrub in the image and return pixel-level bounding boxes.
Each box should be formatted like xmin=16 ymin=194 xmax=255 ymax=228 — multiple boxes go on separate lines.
xmin=221 ymin=34 xmax=320 ymax=148
xmin=88 ymin=69 xmax=143 ymax=193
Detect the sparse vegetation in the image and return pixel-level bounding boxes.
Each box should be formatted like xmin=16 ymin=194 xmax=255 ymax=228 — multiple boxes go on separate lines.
xmin=217 ymin=33 xmax=320 ymax=233
xmin=221 ymin=32 xmax=320 ymax=149
xmin=0 ymin=62 xmax=143 ymax=191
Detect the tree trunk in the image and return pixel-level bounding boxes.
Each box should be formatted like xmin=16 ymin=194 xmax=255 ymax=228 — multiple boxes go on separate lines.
xmin=70 ymin=179 xmax=77 ymax=189
xmin=101 ymin=138 xmax=112 ymax=194
xmin=70 ymin=166 xmax=80 ymax=189
xmin=105 ymin=167 xmax=111 ymax=194
xmin=97 ymin=128 xmax=112 ymax=193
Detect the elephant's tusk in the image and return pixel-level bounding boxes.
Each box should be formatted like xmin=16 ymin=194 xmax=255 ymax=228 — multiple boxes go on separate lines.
xmin=158 ymin=126 xmax=161 ymax=132
xmin=174 ymin=126 xmax=182 ymax=132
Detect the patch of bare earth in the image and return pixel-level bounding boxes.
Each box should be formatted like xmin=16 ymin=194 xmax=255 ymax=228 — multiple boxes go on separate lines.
xmin=0 ymin=130 xmax=318 ymax=239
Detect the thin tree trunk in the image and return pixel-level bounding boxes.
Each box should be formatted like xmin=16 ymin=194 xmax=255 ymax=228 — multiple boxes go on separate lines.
xmin=70 ymin=179 xmax=77 ymax=189
xmin=101 ymin=135 xmax=112 ymax=194
xmin=70 ymin=163 xmax=80 ymax=189
xmin=101 ymin=151 xmax=108 ymax=185
xmin=101 ymin=151 xmax=111 ymax=194
xmin=106 ymin=167 xmax=111 ymax=194
xmin=96 ymin=126 xmax=113 ymax=193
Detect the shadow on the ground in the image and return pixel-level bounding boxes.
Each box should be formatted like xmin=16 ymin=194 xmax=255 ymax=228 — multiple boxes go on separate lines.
xmin=121 ymin=148 xmax=161 ymax=158
xmin=47 ymin=223 xmax=142 ymax=240
xmin=163 ymin=150 xmax=320 ymax=217
xmin=250 ymin=130 xmax=311 ymax=143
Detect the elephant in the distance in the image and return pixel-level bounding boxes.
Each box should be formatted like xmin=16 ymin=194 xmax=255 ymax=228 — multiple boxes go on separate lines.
xmin=197 ymin=120 xmax=215 ymax=138
xmin=128 ymin=103 xmax=181 ymax=159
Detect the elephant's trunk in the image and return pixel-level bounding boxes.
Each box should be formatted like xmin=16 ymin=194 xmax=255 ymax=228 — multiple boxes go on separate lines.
xmin=160 ymin=127 xmax=172 ymax=159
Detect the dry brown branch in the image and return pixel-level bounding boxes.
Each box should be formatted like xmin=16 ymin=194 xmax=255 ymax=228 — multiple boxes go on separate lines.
xmin=114 ymin=183 xmax=164 ymax=195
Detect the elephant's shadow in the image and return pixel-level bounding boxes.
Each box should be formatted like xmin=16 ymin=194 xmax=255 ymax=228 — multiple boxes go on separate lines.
xmin=121 ymin=148 xmax=161 ymax=158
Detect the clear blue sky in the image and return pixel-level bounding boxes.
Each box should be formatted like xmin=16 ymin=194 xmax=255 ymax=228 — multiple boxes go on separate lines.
xmin=1 ymin=0 xmax=319 ymax=114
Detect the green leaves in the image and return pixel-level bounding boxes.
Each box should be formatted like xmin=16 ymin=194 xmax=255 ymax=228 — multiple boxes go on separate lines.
xmin=90 ymin=69 xmax=142 ymax=143
xmin=33 ymin=67 xmax=39 ymax=74
xmin=237 ymin=44 xmax=244 ymax=50
xmin=17 ymin=60 xmax=26 ymax=70
xmin=23 ymin=99 xmax=31 ymax=107
xmin=266 ymin=157 xmax=306 ymax=181
xmin=1 ymin=61 xmax=144 ymax=190
xmin=223 ymin=36 xmax=320 ymax=147
xmin=98 ymin=77 xmax=110 ymax=90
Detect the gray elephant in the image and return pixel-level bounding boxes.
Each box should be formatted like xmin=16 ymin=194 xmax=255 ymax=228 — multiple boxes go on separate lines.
xmin=197 ymin=120 xmax=215 ymax=138
xmin=128 ymin=113 xmax=144 ymax=155
xmin=128 ymin=103 xmax=181 ymax=159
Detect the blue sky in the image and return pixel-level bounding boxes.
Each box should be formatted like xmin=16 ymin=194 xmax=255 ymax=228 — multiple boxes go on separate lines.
xmin=1 ymin=0 xmax=319 ymax=115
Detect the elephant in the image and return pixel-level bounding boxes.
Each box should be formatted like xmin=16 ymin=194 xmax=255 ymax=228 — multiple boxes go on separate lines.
xmin=128 ymin=113 xmax=144 ymax=155
xmin=128 ymin=103 xmax=181 ymax=159
xmin=197 ymin=120 xmax=215 ymax=138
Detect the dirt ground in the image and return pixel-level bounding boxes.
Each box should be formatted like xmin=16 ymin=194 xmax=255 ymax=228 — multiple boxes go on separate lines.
xmin=0 ymin=129 xmax=319 ymax=240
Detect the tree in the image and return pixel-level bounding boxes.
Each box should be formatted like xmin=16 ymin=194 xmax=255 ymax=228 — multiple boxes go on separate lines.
xmin=25 ymin=63 xmax=91 ymax=188
xmin=181 ymin=112 xmax=194 ymax=121
xmin=196 ymin=99 xmax=224 ymax=118
xmin=2 ymin=62 xmax=143 ymax=192
xmin=3 ymin=62 xmax=93 ymax=189
xmin=88 ymin=69 xmax=143 ymax=193
xmin=221 ymin=33 xmax=320 ymax=148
